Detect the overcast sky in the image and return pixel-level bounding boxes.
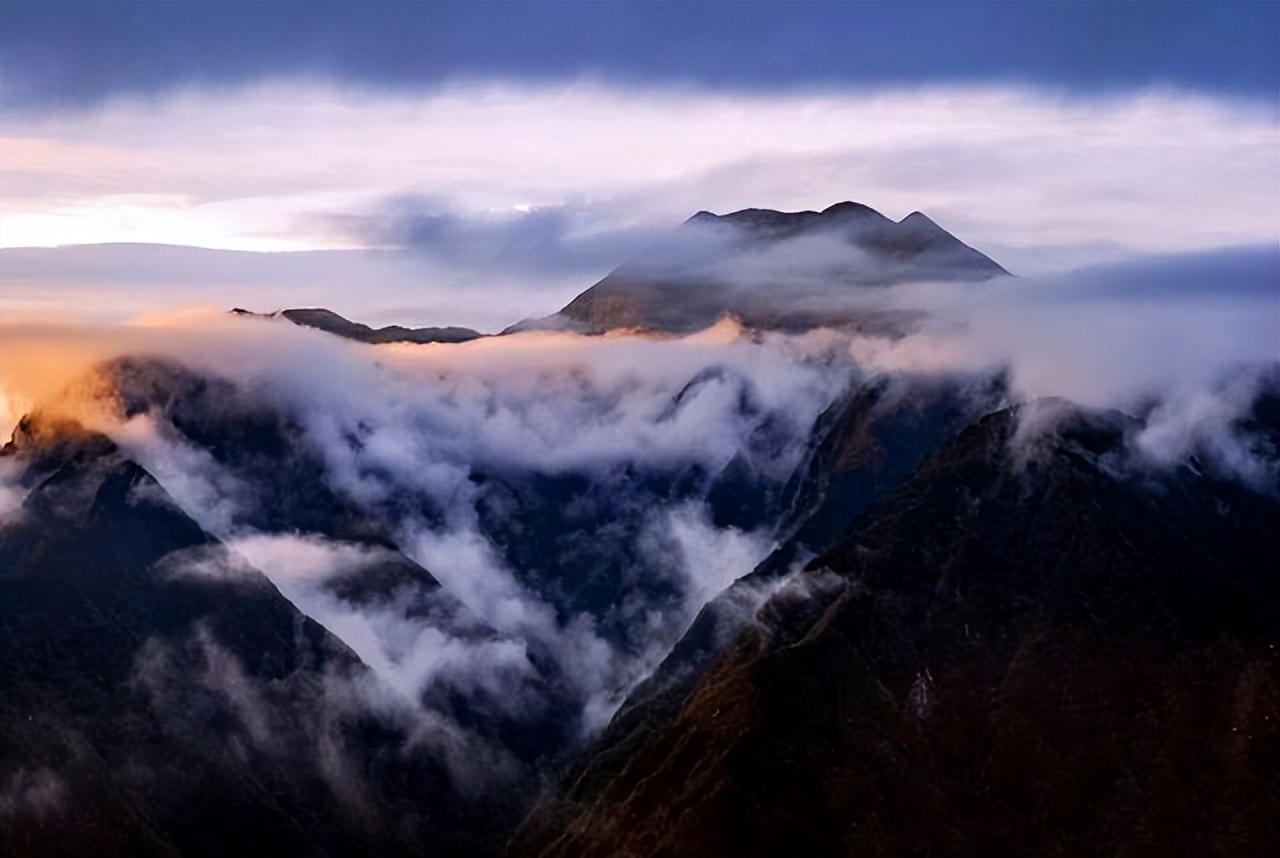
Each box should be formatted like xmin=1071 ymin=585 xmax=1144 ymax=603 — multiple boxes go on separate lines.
xmin=1 ymin=1 xmax=1276 ymax=330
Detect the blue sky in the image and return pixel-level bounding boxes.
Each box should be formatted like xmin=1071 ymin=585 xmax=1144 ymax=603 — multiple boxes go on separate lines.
xmin=0 ymin=2 xmax=1276 ymax=330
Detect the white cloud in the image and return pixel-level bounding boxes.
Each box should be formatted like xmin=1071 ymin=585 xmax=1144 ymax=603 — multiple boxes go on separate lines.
xmin=843 ymin=249 xmax=1278 ymax=411
xmin=2 ymin=235 xmax=1275 ymax=756
xmin=2 ymin=82 xmax=1274 ymax=271
xmin=0 ymin=311 xmax=858 ymax=741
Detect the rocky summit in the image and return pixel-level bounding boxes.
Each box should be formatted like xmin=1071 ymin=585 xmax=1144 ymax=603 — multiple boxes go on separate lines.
xmin=517 ymin=202 xmax=1008 ymax=335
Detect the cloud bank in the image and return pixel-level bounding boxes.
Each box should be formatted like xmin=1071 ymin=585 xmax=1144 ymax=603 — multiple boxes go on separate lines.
xmin=1 ymin=312 xmax=857 ymax=747
xmin=2 ymin=83 xmax=1275 ymax=329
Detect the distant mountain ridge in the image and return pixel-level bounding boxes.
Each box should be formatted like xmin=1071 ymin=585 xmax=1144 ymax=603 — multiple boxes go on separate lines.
xmin=232 ymin=307 xmax=482 ymax=344
xmin=229 ymin=202 xmax=1006 ymax=343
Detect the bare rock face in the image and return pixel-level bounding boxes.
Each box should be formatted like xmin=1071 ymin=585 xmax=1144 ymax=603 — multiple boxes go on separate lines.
xmin=521 ymin=202 xmax=1008 ymax=335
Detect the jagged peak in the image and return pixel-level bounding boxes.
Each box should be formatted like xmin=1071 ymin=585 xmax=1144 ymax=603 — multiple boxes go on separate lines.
xmin=898 ymin=210 xmax=946 ymax=233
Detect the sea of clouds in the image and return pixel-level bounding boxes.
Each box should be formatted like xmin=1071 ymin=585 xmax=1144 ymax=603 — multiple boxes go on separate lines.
xmin=1 ymin=242 xmax=1276 ymax=789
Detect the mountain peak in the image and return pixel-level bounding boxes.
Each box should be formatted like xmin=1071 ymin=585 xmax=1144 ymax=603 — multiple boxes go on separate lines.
xmin=900 ymin=210 xmax=935 ymax=225
xmin=233 ymin=307 xmax=482 ymax=344
xmin=544 ymin=200 xmax=1009 ymax=335
xmin=897 ymin=210 xmax=948 ymax=234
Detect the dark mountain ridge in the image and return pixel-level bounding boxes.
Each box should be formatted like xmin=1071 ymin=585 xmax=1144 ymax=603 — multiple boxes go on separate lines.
xmin=510 ymin=396 xmax=1280 ymax=858
xmin=0 ymin=415 xmax=523 ymax=858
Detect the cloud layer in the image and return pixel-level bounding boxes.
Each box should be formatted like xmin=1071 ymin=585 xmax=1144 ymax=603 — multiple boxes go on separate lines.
xmin=2 ymin=82 xmax=1276 ymax=328
xmin=2 ymin=312 xmax=859 ymax=746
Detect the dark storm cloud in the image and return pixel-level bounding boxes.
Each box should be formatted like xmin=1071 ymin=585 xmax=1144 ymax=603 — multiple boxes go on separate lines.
xmin=3 ymin=2 xmax=1276 ymax=111
xmin=1034 ymin=245 xmax=1280 ymax=302
xmin=345 ymin=198 xmax=668 ymax=277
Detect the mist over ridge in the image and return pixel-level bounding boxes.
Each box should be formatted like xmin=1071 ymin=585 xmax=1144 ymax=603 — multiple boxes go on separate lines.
xmin=3 ymin=198 xmax=1277 ymax=857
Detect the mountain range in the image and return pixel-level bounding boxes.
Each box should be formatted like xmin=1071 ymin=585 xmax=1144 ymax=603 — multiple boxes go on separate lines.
xmin=2 ymin=203 xmax=1276 ymax=858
